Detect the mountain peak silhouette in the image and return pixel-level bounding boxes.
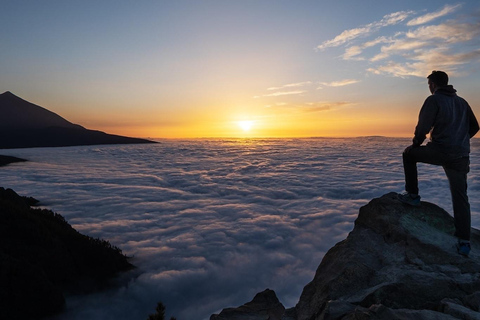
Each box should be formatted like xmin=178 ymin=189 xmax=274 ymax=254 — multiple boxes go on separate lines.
xmin=0 ymin=91 xmax=155 ymax=149
xmin=0 ymin=91 xmax=83 ymax=130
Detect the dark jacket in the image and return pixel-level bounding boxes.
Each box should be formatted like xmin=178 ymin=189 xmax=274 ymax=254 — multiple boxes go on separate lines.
xmin=413 ymin=85 xmax=479 ymax=157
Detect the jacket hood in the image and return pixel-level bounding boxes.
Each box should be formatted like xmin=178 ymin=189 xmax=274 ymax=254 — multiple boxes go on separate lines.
xmin=435 ymin=85 xmax=457 ymax=97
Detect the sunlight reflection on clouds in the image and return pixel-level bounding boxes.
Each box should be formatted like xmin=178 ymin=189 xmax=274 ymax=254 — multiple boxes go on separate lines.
xmin=1 ymin=137 xmax=480 ymax=320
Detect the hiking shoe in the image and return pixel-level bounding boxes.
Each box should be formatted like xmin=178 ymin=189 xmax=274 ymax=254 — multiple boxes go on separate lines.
xmin=397 ymin=192 xmax=421 ymax=207
xmin=457 ymin=241 xmax=471 ymax=257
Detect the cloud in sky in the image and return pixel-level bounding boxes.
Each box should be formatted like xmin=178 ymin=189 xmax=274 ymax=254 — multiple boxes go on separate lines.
xmin=368 ymin=48 xmax=480 ymax=78
xmin=267 ymin=82 xmax=312 ymax=91
xmin=257 ymin=79 xmax=358 ymax=102
xmin=253 ymin=80 xmax=356 ymax=117
xmin=273 ymin=101 xmax=352 ymax=114
xmin=318 ymin=79 xmax=360 ymax=89
xmin=254 ymin=82 xmax=312 ymax=98
xmin=260 ymin=90 xmax=306 ymax=97
xmin=407 ymin=4 xmax=462 ymax=26
xmin=4 ymin=139 xmax=480 ymax=320
xmin=369 ymin=20 xmax=480 ymax=77
xmin=318 ymin=3 xmax=480 ymax=78
xmin=302 ymin=101 xmax=351 ymax=113
xmin=342 ymin=36 xmax=393 ymax=60
xmin=316 ymin=11 xmax=414 ymax=50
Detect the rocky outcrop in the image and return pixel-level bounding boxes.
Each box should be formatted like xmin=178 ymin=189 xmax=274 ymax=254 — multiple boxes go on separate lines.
xmin=213 ymin=193 xmax=480 ymax=320
xmin=0 ymin=91 xmax=156 ymax=148
xmin=0 ymin=188 xmax=134 ymax=320
xmin=210 ymin=289 xmax=286 ymax=320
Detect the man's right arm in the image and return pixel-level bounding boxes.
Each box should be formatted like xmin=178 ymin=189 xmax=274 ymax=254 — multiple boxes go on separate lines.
xmin=413 ymin=96 xmax=438 ymax=146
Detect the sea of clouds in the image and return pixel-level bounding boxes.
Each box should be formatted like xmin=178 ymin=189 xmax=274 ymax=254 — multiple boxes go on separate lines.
xmin=1 ymin=137 xmax=480 ymax=320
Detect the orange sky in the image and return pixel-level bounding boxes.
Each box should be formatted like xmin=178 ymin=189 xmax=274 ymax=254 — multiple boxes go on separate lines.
xmin=2 ymin=2 xmax=480 ymax=139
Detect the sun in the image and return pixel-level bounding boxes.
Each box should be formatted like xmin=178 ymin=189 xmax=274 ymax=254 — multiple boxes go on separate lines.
xmin=238 ymin=120 xmax=254 ymax=132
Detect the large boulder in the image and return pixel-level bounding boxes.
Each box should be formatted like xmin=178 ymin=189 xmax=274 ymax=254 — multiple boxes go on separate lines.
xmin=213 ymin=193 xmax=480 ymax=320
xmin=295 ymin=192 xmax=480 ymax=320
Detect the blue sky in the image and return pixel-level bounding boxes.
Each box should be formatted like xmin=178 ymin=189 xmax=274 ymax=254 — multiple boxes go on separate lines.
xmin=1 ymin=1 xmax=480 ymax=138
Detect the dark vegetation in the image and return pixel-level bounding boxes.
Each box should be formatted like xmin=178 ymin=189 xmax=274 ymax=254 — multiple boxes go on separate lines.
xmin=0 ymin=187 xmax=134 ymax=320
xmin=147 ymin=302 xmax=177 ymax=320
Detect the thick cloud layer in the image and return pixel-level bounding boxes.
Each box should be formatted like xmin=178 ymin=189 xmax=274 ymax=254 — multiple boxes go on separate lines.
xmin=1 ymin=137 xmax=479 ymax=320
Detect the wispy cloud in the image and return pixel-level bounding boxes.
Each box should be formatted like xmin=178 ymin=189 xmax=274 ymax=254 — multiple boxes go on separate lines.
xmin=407 ymin=4 xmax=462 ymax=26
xmin=318 ymin=3 xmax=480 ymax=78
xmin=255 ymin=82 xmax=312 ymax=98
xmin=257 ymin=90 xmax=306 ymax=98
xmin=370 ymin=39 xmax=426 ymax=62
xmin=318 ymin=79 xmax=360 ymax=89
xmin=316 ymin=11 xmax=413 ymax=50
xmin=267 ymin=81 xmax=312 ymax=91
xmin=367 ymin=61 xmax=425 ymax=78
xmin=303 ymin=101 xmax=351 ymax=113
xmin=264 ymin=101 xmax=352 ymax=113
xmin=257 ymin=79 xmax=358 ymax=100
xmin=342 ymin=36 xmax=393 ymax=60
xmin=367 ymin=48 xmax=480 ymax=78
xmin=406 ymin=21 xmax=480 ymax=43
xmin=368 ymin=19 xmax=480 ymax=76
xmin=294 ymin=101 xmax=354 ymax=114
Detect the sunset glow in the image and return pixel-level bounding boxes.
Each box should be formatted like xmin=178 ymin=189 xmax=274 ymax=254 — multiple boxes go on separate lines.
xmin=1 ymin=1 xmax=479 ymax=138
xmin=2 ymin=3 xmax=480 ymax=319
xmin=238 ymin=120 xmax=254 ymax=132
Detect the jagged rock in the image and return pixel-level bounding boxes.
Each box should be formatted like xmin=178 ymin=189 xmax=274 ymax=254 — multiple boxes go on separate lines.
xmin=210 ymin=289 xmax=286 ymax=320
xmin=440 ymin=299 xmax=480 ymax=319
xmin=341 ymin=304 xmax=459 ymax=320
xmin=213 ymin=193 xmax=480 ymax=320
xmin=0 ymin=187 xmax=134 ymax=320
xmin=295 ymin=192 xmax=480 ymax=320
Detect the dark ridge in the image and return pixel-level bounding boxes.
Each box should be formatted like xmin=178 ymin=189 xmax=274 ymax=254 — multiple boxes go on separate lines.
xmin=0 ymin=91 xmax=157 ymax=149
xmin=0 ymin=91 xmax=83 ymax=130
xmin=0 ymin=155 xmax=27 ymax=167
xmin=0 ymin=187 xmax=135 ymax=320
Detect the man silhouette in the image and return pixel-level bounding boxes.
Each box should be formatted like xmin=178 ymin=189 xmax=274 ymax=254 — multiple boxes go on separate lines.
xmin=398 ymin=70 xmax=479 ymax=256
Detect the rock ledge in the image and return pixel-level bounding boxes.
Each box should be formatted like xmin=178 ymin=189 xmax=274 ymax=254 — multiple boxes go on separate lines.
xmin=213 ymin=193 xmax=480 ymax=320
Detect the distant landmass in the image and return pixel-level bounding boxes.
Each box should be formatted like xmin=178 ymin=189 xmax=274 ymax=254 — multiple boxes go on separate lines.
xmin=0 ymin=91 xmax=156 ymax=149
xmin=0 ymin=155 xmax=27 ymax=167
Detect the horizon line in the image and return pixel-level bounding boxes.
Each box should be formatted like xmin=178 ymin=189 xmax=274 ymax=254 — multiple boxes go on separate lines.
xmin=144 ymin=135 xmax=414 ymax=140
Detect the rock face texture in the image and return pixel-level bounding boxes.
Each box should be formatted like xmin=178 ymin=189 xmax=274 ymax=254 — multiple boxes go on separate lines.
xmin=210 ymin=289 xmax=286 ymax=320
xmin=0 ymin=188 xmax=134 ymax=320
xmin=0 ymin=91 xmax=156 ymax=148
xmin=213 ymin=193 xmax=480 ymax=320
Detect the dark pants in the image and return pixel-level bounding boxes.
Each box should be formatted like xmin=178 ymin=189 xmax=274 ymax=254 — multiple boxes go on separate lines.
xmin=403 ymin=145 xmax=471 ymax=241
